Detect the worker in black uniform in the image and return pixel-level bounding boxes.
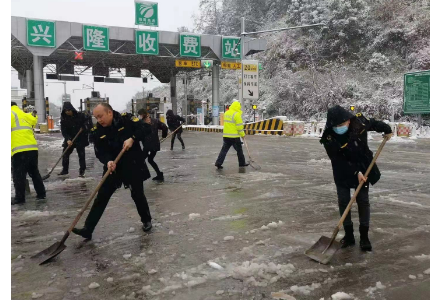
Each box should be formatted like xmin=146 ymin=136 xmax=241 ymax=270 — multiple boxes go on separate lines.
xmin=72 ymin=103 xmax=153 ymax=240
xmin=138 ymin=109 xmax=168 ymax=181
xmin=166 ymin=110 xmax=185 ymax=150
xmin=320 ymin=105 xmax=393 ymax=251
xmin=59 ymin=102 xmax=92 ymax=177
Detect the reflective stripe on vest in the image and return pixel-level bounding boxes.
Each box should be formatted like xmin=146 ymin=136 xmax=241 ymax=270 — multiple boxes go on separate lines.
xmin=11 ymin=144 xmax=37 ymax=153
xmin=11 ymin=111 xmax=32 ymax=132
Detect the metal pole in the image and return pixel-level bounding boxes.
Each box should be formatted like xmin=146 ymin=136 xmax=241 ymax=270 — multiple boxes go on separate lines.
xmin=239 ymin=17 xmax=245 ymax=108
xmin=254 ymin=109 xmax=256 ymax=122
xmin=170 ymin=74 xmax=177 ymax=114
xmin=418 ymin=114 xmax=422 ymax=128
xmin=33 ymin=55 xmax=45 ymax=122
xmin=26 ymin=70 xmax=33 ymax=99
xmin=212 ymin=63 xmax=220 ymax=125
xmin=183 ymin=72 xmax=188 ymax=123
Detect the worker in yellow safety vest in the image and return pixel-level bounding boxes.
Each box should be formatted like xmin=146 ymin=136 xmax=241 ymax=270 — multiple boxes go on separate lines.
xmin=214 ymin=100 xmax=249 ymax=169
xmin=11 ymin=102 xmax=46 ymax=205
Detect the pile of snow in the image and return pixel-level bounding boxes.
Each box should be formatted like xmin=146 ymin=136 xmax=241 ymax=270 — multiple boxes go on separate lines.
xmin=412 ymin=254 xmax=430 ymax=261
xmin=261 ymin=221 xmax=284 ymax=231
xmin=123 ymin=254 xmax=132 ymax=260
xmin=18 ymin=210 xmax=67 ymax=220
xmin=224 ymin=236 xmax=234 ymax=241
xmin=211 ymin=214 xmax=245 ymax=221
xmin=365 ymin=281 xmax=386 ymax=294
xmin=227 ymin=261 xmax=295 ymax=287
xmin=290 ymin=282 xmax=321 ymax=295
xmin=423 ymin=268 xmax=430 ymax=275
xmin=307 ymin=158 xmax=331 ymax=165
xmin=409 ymin=275 xmax=416 ymax=280
xmin=331 ymin=292 xmax=353 ymax=299
xmin=388 ymin=137 xmax=416 ymax=143
xmin=106 ymin=277 xmax=114 ymax=283
xmin=188 ymin=213 xmax=201 ymax=220
xmin=31 ymin=292 xmax=43 ymax=299
xmin=88 ymin=282 xmax=100 ymax=289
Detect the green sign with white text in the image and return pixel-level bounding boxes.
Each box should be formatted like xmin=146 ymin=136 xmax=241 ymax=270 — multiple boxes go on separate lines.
xmin=403 ymin=70 xmax=430 ymax=114
xmin=135 ymin=1 xmax=158 ymax=26
xmin=27 ymin=19 xmax=56 ymax=48
xmin=180 ymin=34 xmax=201 ymax=58
xmin=222 ymin=37 xmax=241 ymax=59
xmin=83 ymin=25 xmax=109 ymax=52
xmin=136 ymin=30 xmax=159 ymax=55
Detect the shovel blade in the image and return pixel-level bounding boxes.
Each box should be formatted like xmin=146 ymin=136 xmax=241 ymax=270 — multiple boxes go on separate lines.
xmin=42 ymin=174 xmax=50 ymax=181
xmin=304 ymin=236 xmax=341 ymax=265
xmin=249 ymin=161 xmax=261 ymax=170
xmin=31 ymin=241 xmax=67 ymax=265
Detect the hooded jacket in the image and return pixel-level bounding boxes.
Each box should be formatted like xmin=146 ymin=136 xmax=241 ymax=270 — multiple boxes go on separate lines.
xmin=141 ymin=118 xmax=168 ymax=154
xmin=223 ymin=101 xmax=245 ymax=138
xmin=60 ymin=102 xmax=91 ymax=148
xmin=320 ymin=105 xmax=392 ymax=188
xmin=166 ymin=110 xmax=185 ymax=133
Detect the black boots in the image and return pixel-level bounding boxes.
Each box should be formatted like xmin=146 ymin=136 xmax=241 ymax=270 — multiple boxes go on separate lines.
xmin=239 ymin=163 xmax=250 ymax=167
xmin=79 ymin=169 xmax=85 ymax=178
xmin=340 ymin=224 xmax=372 ymax=251
xmin=72 ymin=227 xmax=92 ymax=240
xmin=359 ymin=225 xmax=372 ymax=251
xmin=340 ymin=224 xmax=356 ymax=248
xmin=182 ymin=144 xmax=185 ymax=150
xmin=58 ymin=169 xmax=69 ymax=176
xmin=215 ymin=164 xmax=223 ymax=169
xmin=142 ymin=221 xmax=152 ymax=232
xmin=152 ymin=172 xmax=164 ymax=181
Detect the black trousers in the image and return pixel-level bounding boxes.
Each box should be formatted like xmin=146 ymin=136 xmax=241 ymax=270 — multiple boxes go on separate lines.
xmin=84 ymin=175 xmax=152 ymax=233
xmin=62 ymin=145 xmax=86 ymax=172
xmin=146 ymin=150 xmax=161 ymax=175
xmin=12 ymin=150 xmax=46 ymax=202
xmin=215 ymin=137 xmax=246 ymax=166
xmin=336 ymin=184 xmax=370 ymax=227
xmin=171 ymin=131 xmax=184 ymax=148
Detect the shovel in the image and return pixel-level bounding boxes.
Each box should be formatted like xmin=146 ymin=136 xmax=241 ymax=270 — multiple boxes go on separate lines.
xmin=304 ymin=136 xmax=389 ymax=264
xmin=42 ymin=128 xmax=84 ymax=180
xmin=32 ymin=148 xmax=126 ymax=265
xmin=243 ymin=137 xmax=261 ymax=170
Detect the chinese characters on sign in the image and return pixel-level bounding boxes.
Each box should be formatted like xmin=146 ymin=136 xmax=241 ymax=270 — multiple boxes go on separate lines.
xmin=403 ymin=71 xmax=430 ymax=114
xmin=221 ymin=62 xmax=242 ymax=70
xmin=222 ymin=37 xmax=241 ymax=59
xmin=180 ymin=34 xmax=201 ymax=58
xmin=242 ymin=60 xmax=259 ymax=100
xmin=175 ymin=60 xmax=201 ymax=68
xmin=136 ymin=30 xmax=159 ymax=55
xmin=83 ymin=25 xmax=109 ymax=51
xmin=27 ymin=19 xmax=56 ymax=47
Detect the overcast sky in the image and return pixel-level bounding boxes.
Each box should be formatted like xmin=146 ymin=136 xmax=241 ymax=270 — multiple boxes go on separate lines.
xmin=11 ymin=0 xmax=201 ymax=111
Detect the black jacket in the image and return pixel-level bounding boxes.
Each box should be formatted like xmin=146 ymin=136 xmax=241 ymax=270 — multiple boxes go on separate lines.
xmin=141 ymin=119 xmax=168 ymax=155
xmin=60 ymin=102 xmax=92 ymax=148
xmin=166 ymin=110 xmax=185 ymax=133
xmin=89 ymin=111 xmax=151 ymax=187
xmin=320 ymin=111 xmax=392 ymax=188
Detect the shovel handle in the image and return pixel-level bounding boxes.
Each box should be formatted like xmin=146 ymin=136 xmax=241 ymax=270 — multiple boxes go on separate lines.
xmin=330 ymin=136 xmax=389 ymax=241
xmin=161 ymin=124 xmax=183 ymax=143
xmin=66 ymin=148 xmax=126 ymax=233
xmin=46 ymin=128 xmax=84 ymax=176
xmin=243 ymin=137 xmax=252 ymax=159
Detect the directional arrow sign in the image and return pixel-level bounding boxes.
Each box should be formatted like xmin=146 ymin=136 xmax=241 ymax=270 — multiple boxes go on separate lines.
xmin=242 ymin=60 xmax=259 ymax=100
xmin=204 ymin=61 xmax=210 ymax=68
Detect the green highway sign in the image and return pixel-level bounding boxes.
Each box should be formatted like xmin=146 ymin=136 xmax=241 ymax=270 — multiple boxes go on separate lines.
xmin=202 ymin=60 xmax=213 ymax=68
xmin=403 ymin=70 xmax=430 ymax=114
xmin=135 ymin=1 xmax=158 ymax=26
xmin=222 ymin=37 xmax=241 ymax=59
xmin=136 ymin=30 xmax=159 ymax=55
xmin=27 ymin=19 xmax=56 ymax=48
xmin=83 ymin=25 xmax=109 ymax=51
xmin=180 ymin=34 xmax=201 ymax=58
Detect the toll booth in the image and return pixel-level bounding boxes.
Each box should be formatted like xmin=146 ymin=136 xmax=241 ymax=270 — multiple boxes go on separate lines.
xmin=85 ymin=91 xmax=109 ymax=124
xmin=187 ymin=97 xmax=202 ymax=125
xmin=135 ymin=95 xmax=161 ymax=119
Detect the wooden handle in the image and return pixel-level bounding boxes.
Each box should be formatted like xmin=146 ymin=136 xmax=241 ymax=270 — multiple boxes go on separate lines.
xmin=330 ymin=136 xmax=388 ymax=240
xmin=47 ymin=128 xmax=84 ymax=175
xmin=161 ymin=124 xmax=183 ymax=143
xmin=67 ymin=148 xmax=126 ymax=232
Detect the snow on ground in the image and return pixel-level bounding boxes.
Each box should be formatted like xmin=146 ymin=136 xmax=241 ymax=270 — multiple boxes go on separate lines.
xmin=188 ymin=213 xmax=201 ymax=220
xmin=364 ymin=281 xmax=386 ymax=294
xmin=307 ymin=158 xmax=331 ymax=165
xmin=331 ymin=291 xmax=353 ymax=299
xmin=412 ymin=254 xmax=430 ymax=261
xmin=290 ymin=282 xmax=321 ymax=295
